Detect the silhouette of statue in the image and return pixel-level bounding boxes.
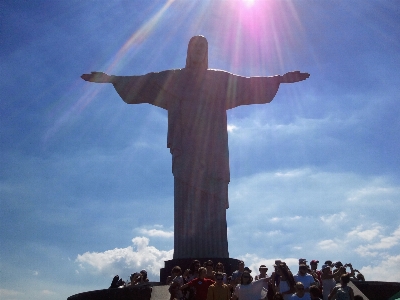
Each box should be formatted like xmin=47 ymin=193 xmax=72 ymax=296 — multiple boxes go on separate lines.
xmin=81 ymin=35 xmax=309 ymax=259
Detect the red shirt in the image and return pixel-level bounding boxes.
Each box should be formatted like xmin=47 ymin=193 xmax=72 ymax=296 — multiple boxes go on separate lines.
xmin=188 ymin=278 xmax=215 ymax=300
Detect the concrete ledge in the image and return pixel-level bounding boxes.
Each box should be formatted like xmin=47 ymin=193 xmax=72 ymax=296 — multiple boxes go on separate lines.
xmin=67 ymin=284 xmax=152 ymax=300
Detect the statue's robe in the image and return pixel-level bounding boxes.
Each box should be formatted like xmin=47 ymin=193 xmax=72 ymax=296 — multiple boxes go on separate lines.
xmin=113 ymin=69 xmax=280 ymax=258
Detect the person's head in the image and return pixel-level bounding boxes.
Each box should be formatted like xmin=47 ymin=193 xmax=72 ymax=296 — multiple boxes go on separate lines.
xmin=334 ymin=261 xmax=343 ymax=268
xmin=321 ymin=264 xmax=330 ymax=274
xmin=259 ymin=265 xmax=268 ymax=274
xmin=240 ymin=271 xmax=252 ymax=285
xmin=324 ymin=260 xmax=332 ymax=267
xmin=273 ymin=292 xmax=284 ymax=300
xmin=140 ymin=269 xmax=147 ymax=280
xmin=356 ymin=273 xmax=365 ymax=281
xmin=172 ymin=266 xmax=182 ymax=276
xmin=310 ymin=260 xmax=319 ymax=270
xmin=309 ymin=286 xmax=320 ymax=299
xmin=190 ymin=260 xmax=201 ymax=272
xmin=340 ymin=273 xmax=350 ymax=285
xmin=215 ymin=272 xmax=224 ymax=285
xmin=198 ymin=267 xmax=207 ymax=278
xmin=298 ymin=258 xmax=307 ymax=265
xmin=186 ymin=35 xmax=208 ymax=70
xmin=295 ymin=282 xmax=305 ymax=297
xmin=215 ymin=262 xmax=225 ymax=272
xmin=238 ymin=260 xmax=245 ymax=271
xmin=206 ymin=260 xmax=214 ymax=270
xmin=299 ymin=264 xmax=308 ymax=275
xmin=354 ymin=296 xmax=364 ymax=300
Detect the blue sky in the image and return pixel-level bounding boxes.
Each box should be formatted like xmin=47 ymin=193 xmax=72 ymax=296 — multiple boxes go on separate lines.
xmin=1 ymin=0 xmax=400 ymax=299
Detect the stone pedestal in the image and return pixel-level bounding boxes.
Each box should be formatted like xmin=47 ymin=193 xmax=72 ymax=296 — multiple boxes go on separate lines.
xmin=160 ymin=257 xmax=241 ymax=284
xmin=67 ymin=284 xmax=152 ymax=300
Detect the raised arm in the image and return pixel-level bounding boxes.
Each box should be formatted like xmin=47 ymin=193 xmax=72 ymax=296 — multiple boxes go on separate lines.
xmin=81 ymin=70 xmax=178 ymax=110
xmin=224 ymin=71 xmax=309 ymax=110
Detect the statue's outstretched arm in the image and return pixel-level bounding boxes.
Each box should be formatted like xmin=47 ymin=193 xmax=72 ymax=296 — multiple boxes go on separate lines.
xmin=81 ymin=72 xmax=115 ymax=83
xmin=225 ymin=71 xmax=309 ymax=110
xmin=81 ymin=70 xmax=177 ymax=110
xmin=279 ymin=71 xmax=310 ymax=83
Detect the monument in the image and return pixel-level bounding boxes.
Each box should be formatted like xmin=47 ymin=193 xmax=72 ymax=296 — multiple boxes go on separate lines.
xmin=81 ymin=35 xmax=309 ymax=281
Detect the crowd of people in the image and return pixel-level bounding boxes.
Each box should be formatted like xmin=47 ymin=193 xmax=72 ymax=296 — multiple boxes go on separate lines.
xmin=108 ymin=269 xmax=150 ymax=289
xmin=160 ymin=258 xmax=366 ymax=300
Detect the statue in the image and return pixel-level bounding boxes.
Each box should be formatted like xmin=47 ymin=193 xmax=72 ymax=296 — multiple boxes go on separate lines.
xmin=81 ymin=36 xmax=309 ymax=259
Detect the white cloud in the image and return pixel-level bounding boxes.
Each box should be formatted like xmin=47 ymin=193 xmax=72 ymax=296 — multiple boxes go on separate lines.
xmin=320 ymin=212 xmax=347 ymax=224
xmin=360 ymin=254 xmax=400 ymax=282
xmin=227 ymin=124 xmax=238 ymax=132
xmin=347 ymin=225 xmax=382 ymax=241
xmin=318 ymin=239 xmax=338 ymax=250
xmin=138 ymin=228 xmax=174 ymax=238
xmin=0 ymin=289 xmax=24 ymax=298
xmin=76 ymin=237 xmax=173 ymax=278
xmin=354 ymin=226 xmax=400 ymax=257
xmin=40 ymin=290 xmax=56 ymax=295
xmin=347 ymin=185 xmax=399 ymax=202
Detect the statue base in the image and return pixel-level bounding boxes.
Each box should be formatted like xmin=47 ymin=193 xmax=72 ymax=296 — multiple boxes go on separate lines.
xmin=160 ymin=257 xmax=242 ymax=283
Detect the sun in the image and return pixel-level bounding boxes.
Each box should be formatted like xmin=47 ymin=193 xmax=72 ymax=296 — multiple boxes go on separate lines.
xmin=242 ymin=0 xmax=256 ymax=7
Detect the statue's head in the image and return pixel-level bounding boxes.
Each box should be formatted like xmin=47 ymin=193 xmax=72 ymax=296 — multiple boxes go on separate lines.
xmin=186 ymin=35 xmax=208 ymax=70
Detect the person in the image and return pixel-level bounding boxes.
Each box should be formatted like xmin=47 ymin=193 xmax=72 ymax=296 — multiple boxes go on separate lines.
xmin=183 ymin=260 xmax=202 ymax=300
xmin=293 ymin=264 xmax=316 ymax=298
xmin=169 ymin=266 xmax=184 ymax=300
xmin=290 ymin=282 xmax=310 ymax=300
xmin=255 ymin=265 xmax=269 ymax=280
xmin=109 ymin=275 xmax=124 ymax=288
xmin=184 ymin=260 xmax=201 ymax=282
xmin=81 ymin=36 xmax=310 ymax=259
xmin=231 ymin=260 xmax=246 ymax=286
xmin=273 ymin=293 xmax=284 ymax=300
xmin=309 ymin=260 xmax=322 ymax=289
xmin=353 ymin=296 xmax=364 ymax=300
xmin=274 ymin=263 xmax=296 ymax=300
xmin=321 ymin=264 xmax=344 ymax=300
xmin=309 ymin=286 xmax=322 ymax=300
xmin=215 ymin=262 xmax=228 ymax=284
xmin=232 ymin=271 xmax=269 ymax=300
xmin=206 ymin=272 xmax=231 ymax=300
xmin=181 ymin=267 xmax=215 ymax=300
xmin=328 ymin=273 xmax=354 ymax=300
xmin=205 ymin=260 xmax=216 ymax=280
xmin=138 ymin=269 xmax=149 ymax=284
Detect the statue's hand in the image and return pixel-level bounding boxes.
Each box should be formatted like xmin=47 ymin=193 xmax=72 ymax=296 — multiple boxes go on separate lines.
xmin=280 ymin=71 xmax=310 ymax=83
xmin=81 ymin=72 xmax=113 ymax=83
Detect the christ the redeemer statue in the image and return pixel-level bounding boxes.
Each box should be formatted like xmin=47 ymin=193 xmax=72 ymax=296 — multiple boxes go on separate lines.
xmin=81 ymin=36 xmax=309 ymax=259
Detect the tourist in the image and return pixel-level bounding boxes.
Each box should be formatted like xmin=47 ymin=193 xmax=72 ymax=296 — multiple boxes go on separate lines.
xmin=138 ymin=269 xmax=149 ymax=284
xmin=273 ymin=293 xmax=284 ymax=300
xmin=169 ymin=266 xmax=184 ymax=300
xmin=205 ymin=260 xmax=216 ymax=280
xmin=184 ymin=260 xmax=201 ymax=282
xmin=215 ymin=262 xmax=228 ymax=284
xmin=309 ymin=286 xmax=322 ymax=300
xmin=206 ymin=272 xmax=230 ymax=300
xmin=181 ymin=267 xmax=215 ymax=300
xmin=321 ymin=264 xmax=344 ymax=300
xmin=293 ymin=264 xmax=317 ymax=298
xmin=274 ymin=263 xmax=296 ymax=300
xmin=328 ymin=273 xmax=354 ymax=300
xmin=290 ymin=282 xmax=310 ymax=300
xmin=231 ymin=260 xmax=245 ymax=286
xmin=309 ymin=260 xmax=322 ymax=294
xmin=255 ymin=265 xmax=269 ymax=280
xmin=232 ymin=271 xmax=269 ymax=300
xmin=109 ymin=275 xmax=124 ymax=288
